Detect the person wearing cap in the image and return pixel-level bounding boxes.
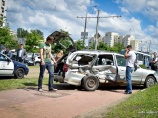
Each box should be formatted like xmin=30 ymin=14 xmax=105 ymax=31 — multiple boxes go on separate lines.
xmin=38 ymin=35 xmax=57 ymax=92
xmin=16 ymin=44 xmax=27 ymax=63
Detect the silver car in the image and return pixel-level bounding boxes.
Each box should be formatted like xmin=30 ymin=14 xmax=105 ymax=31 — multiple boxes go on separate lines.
xmin=55 ymin=50 xmax=158 ymax=91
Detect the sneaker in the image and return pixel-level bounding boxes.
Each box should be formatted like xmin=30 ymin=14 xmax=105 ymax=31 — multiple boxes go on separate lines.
xmin=38 ymin=89 xmax=43 ymax=92
xmin=124 ymin=91 xmax=132 ymax=94
xmin=49 ymin=88 xmax=58 ymax=91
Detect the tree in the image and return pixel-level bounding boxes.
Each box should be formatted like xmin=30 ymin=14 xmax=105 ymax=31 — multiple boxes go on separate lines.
xmin=0 ymin=27 xmax=18 ymax=49
xmin=89 ymin=41 xmax=125 ymax=53
xmin=25 ymin=30 xmax=44 ymax=53
xmin=0 ymin=17 xmax=3 ymax=27
xmin=112 ymin=42 xmax=125 ymax=53
xmin=17 ymin=28 xmax=29 ymax=38
xmin=74 ymin=39 xmax=85 ymax=50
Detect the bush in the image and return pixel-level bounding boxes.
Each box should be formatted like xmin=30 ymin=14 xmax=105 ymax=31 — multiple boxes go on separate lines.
xmin=139 ymin=64 xmax=146 ymax=69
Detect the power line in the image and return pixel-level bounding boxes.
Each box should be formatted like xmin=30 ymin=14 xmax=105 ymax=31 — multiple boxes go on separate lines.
xmin=77 ymin=10 xmax=121 ymax=50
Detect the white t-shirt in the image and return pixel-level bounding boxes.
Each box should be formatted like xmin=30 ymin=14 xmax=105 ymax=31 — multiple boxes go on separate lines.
xmin=19 ymin=50 xmax=22 ymax=57
xmin=126 ymin=51 xmax=136 ymax=67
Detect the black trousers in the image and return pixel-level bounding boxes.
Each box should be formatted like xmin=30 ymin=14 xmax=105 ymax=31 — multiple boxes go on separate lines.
xmin=18 ymin=57 xmax=24 ymax=63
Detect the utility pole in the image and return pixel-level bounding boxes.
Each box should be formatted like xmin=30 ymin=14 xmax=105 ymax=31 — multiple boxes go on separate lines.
xmin=83 ymin=12 xmax=88 ymax=45
xmin=149 ymin=40 xmax=151 ymax=53
xmin=95 ymin=10 xmax=100 ymax=50
xmin=77 ymin=4 xmax=88 ymax=46
xmin=77 ymin=10 xmax=121 ymax=50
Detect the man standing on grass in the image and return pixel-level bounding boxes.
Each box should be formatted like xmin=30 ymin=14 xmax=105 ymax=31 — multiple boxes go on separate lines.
xmin=38 ymin=35 xmax=57 ymax=92
xmin=124 ymin=45 xmax=136 ymax=94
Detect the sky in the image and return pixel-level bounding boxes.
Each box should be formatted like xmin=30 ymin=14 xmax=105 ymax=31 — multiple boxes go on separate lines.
xmin=6 ymin=0 xmax=158 ymax=52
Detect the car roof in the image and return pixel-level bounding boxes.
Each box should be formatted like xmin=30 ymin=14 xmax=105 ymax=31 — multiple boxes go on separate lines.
xmin=73 ymin=50 xmax=124 ymax=56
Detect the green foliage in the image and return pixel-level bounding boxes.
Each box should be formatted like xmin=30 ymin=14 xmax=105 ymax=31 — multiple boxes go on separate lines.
xmin=98 ymin=42 xmax=109 ymax=51
xmin=113 ymin=42 xmax=125 ymax=53
xmin=139 ymin=64 xmax=146 ymax=69
xmin=25 ymin=30 xmax=44 ymax=53
xmin=0 ymin=27 xmax=18 ymax=49
xmin=74 ymin=39 xmax=85 ymax=50
xmin=0 ymin=77 xmax=50 ymax=91
xmin=17 ymin=28 xmax=29 ymax=38
xmin=0 ymin=17 xmax=3 ymax=26
xmin=105 ymin=85 xmax=158 ymax=118
xmin=89 ymin=42 xmax=125 ymax=53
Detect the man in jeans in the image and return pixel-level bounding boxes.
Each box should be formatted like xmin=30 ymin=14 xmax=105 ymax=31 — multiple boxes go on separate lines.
xmin=38 ymin=35 xmax=57 ymax=92
xmin=124 ymin=45 xmax=136 ymax=94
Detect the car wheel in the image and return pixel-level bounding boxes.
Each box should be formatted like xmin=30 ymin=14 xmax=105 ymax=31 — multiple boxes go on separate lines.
xmin=82 ymin=76 xmax=99 ymax=91
xmin=14 ymin=68 xmax=25 ymax=79
xmin=35 ymin=62 xmax=40 ymax=66
xmin=144 ymin=76 xmax=156 ymax=88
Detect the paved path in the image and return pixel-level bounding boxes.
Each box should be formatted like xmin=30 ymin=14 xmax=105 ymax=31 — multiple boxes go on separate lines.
xmin=0 ymin=84 xmax=140 ymax=118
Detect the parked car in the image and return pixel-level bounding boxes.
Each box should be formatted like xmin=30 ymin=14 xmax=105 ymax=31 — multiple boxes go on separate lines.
xmin=26 ymin=55 xmax=41 ymax=66
xmin=24 ymin=57 xmax=35 ymax=66
xmin=12 ymin=53 xmax=37 ymax=66
xmin=34 ymin=56 xmax=41 ymax=66
xmin=54 ymin=50 xmax=158 ymax=91
xmin=0 ymin=53 xmax=29 ymax=79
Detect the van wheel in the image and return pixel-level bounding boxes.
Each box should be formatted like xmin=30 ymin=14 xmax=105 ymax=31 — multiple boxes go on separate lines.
xmin=35 ymin=62 xmax=40 ymax=66
xmin=144 ymin=76 xmax=156 ymax=88
xmin=14 ymin=68 xmax=25 ymax=79
xmin=82 ymin=76 xmax=99 ymax=91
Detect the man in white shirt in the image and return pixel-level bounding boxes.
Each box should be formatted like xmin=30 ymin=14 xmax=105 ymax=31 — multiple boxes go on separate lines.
xmin=124 ymin=45 xmax=136 ymax=94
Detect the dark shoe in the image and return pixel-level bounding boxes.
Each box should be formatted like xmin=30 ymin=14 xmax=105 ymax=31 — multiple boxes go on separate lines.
xmin=124 ymin=91 xmax=132 ymax=94
xmin=49 ymin=88 xmax=58 ymax=91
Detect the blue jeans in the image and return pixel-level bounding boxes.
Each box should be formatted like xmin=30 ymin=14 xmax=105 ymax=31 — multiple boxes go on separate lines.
xmin=126 ymin=66 xmax=134 ymax=92
xmin=38 ymin=62 xmax=54 ymax=90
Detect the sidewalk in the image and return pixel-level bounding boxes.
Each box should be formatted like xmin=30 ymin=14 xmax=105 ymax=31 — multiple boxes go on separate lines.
xmin=0 ymin=84 xmax=136 ymax=118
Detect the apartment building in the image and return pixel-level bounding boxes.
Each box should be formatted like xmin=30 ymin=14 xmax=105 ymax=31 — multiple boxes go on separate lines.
xmin=0 ymin=0 xmax=7 ymax=27
xmin=130 ymin=39 xmax=139 ymax=51
xmin=103 ymin=32 xmax=119 ymax=47
xmin=88 ymin=33 xmax=102 ymax=48
xmin=88 ymin=31 xmax=139 ymax=51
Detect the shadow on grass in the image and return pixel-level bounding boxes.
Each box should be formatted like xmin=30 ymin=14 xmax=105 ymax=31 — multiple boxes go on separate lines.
xmin=23 ymin=82 xmax=37 ymax=86
xmin=0 ymin=76 xmax=13 ymax=80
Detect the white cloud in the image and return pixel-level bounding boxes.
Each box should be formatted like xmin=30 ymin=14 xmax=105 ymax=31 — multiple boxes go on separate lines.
xmin=117 ymin=0 xmax=158 ymax=21
xmin=119 ymin=7 xmax=129 ymax=14
xmin=6 ymin=0 xmax=158 ymax=51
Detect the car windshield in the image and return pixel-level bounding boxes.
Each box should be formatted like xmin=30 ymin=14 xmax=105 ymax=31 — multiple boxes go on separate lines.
xmin=0 ymin=54 xmax=8 ymax=61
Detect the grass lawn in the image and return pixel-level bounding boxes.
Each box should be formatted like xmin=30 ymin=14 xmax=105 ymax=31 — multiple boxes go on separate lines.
xmin=104 ymin=84 xmax=158 ymax=118
xmin=0 ymin=77 xmax=56 ymax=91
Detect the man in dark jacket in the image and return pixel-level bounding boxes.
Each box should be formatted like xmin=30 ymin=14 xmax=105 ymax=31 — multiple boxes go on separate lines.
xmin=16 ymin=44 xmax=27 ymax=63
xmin=150 ymin=52 xmax=158 ymax=71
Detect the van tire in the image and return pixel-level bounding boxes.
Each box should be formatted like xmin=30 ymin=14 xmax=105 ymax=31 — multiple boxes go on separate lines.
xmin=35 ymin=62 xmax=40 ymax=66
xmin=144 ymin=76 xmax=156 ymax=88
xmin=82 ymin=76 xmax=99 ymax=91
